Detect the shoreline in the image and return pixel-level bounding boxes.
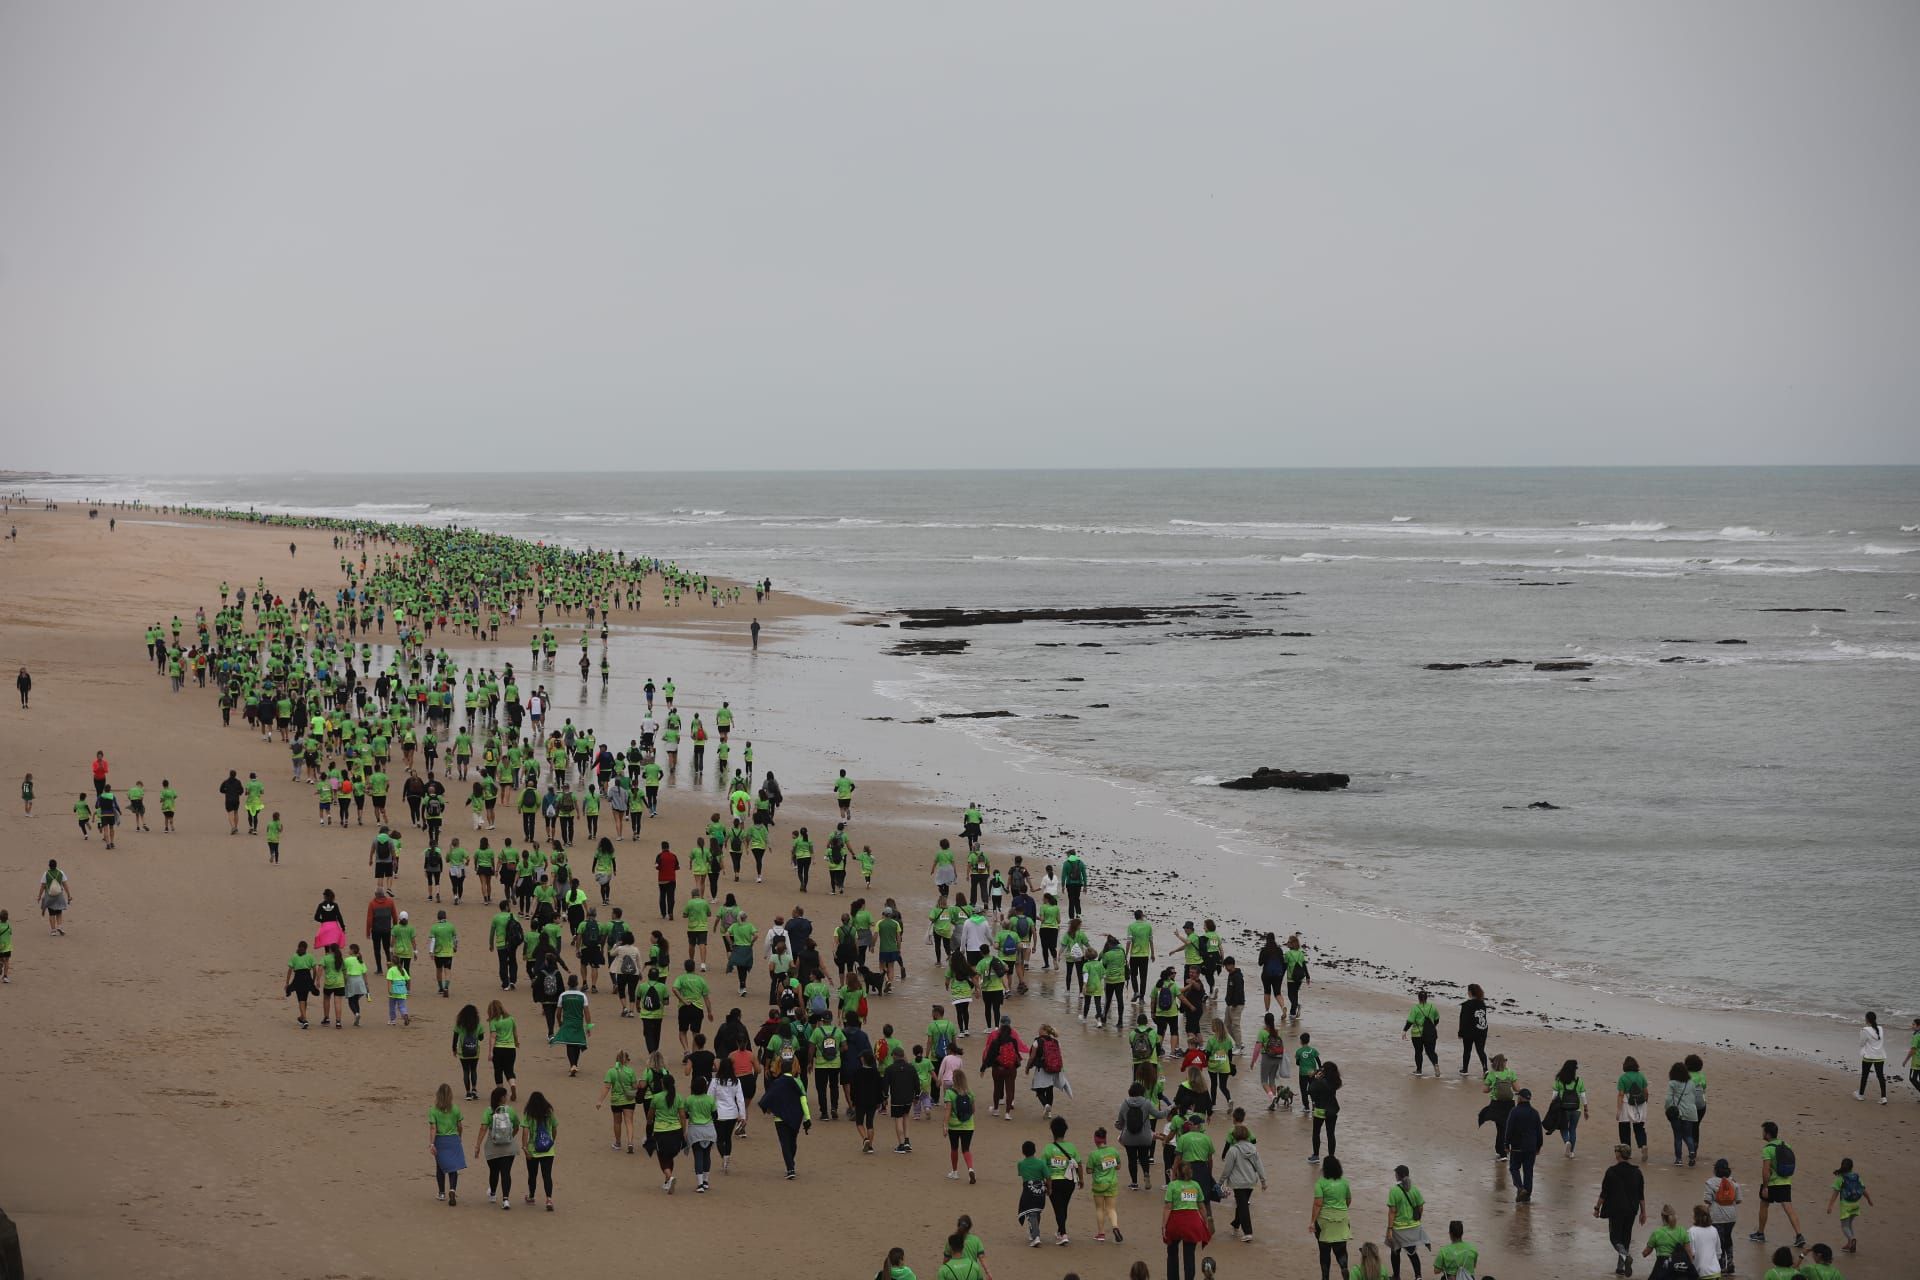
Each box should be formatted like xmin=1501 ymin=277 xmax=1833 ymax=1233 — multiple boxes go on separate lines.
xmin=18 ymin=491 xmax=1897 ymax=1056
xmin=1 ymin=502 xmax=1912 ymax=1280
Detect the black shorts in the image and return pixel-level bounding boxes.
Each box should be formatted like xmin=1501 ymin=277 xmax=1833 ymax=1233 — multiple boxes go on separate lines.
xmin=1763 ymin=1185 xmax=1791 ymax=1203
xmin=375 ymin=862 xmax=394 ymax=878
xmin=434 ymin=957 xmax=453 ymax=971
xmin=611 ymin=1102 xmax=636 ymax=1113
xmin=889 ymin=1102 xmax=911 ymax=1118
xmin=677 ymin=1005 xmax=703 ymax=1032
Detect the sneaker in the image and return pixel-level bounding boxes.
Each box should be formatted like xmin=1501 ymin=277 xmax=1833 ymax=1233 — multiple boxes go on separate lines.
xmin=1853 ymin=1092 xmax=1865 ymax=1101
xmin=447 ymin=1190 xmax=456 ymax=1206
xmin=1747 ymin=1233 xmax=1766 ymax=1244
xmin=947 ymin=1171 xmax=961 ymax=1180
xmin=1113 ymin=1229 xmax=1124 ymax=1244
xmin=501 ymin=1200 xmax=511 ymax=1211
xmin=1242 ymin=1233 xmax=1254 ymax=1243
xmin=968 ymin=1169 xmax=976 ymax=1184
xmin=1028 ymin=1238 xmax=1042 ymax=1249
xmin=1092 ymin=1233 xmax=1106 ymax=1243
xmin=664 ymin=1177 xmax=675 ymax=1193
xmin=1793 ymin=1236 xmax=1807 ymax=1248
xmin=437 ymin=1192 xmax=446 ymax=1202
xmin=1307 ymin=1154 xmax=1321 ymax=1164
xmin=1056 ymin=1235 xmax=1069 ymax=1246
xmin=545 ymin=1200 xmax=553 ymax=1211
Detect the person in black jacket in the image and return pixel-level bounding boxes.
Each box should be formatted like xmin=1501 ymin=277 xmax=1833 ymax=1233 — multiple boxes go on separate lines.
xmin=759 ymin=1052 xmax=810 ymax=1178
xmin=885 ymin=1047 xmax=920 ymax=1153
xmin=846 ymin=1052 xmax=885 ymax=1154
xmin=1505 ymin=1089 xmax=1545 ymax=1203
xmin=1458 ymin=983 xmax=1489 ymax=1074
xmin=1593 ymin=1143 xmax=1647 ymax=1275
xmin=1222 ymin=957 xmax=1247 ymax=1053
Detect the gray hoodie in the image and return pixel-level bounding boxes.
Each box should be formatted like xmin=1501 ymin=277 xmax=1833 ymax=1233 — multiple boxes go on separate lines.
xmin=1220 ymin=1140 xmax=1266 ymax=1189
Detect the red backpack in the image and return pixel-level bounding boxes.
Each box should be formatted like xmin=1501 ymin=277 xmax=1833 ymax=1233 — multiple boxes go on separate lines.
xmin=995 ymin=1034 xmax=1021 ymax=1070
xmin=1040 ymin=1036 xmax=1063 ymax=1074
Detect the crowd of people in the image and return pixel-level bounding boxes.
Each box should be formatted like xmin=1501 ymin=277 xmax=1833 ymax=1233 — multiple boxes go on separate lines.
xmin=9 ymin=508 xmax=1900 ymax=1280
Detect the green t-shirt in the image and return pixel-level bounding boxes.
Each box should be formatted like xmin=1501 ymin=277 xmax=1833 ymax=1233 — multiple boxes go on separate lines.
xmin=1127 ymin=920 xmax=1154 ymax=957
xmin=683 ymin=898 xmax=710 ymax=932
xmin=671 ymin=972 xmax=709 ymax=1007
xmin=1645 ymin=1225 xmax=1688 ymax=1258
xmin=1165 ymin=1179 xmax=1205 ymax=1212
xmin=1388 ymin=1183 xmax=1424 ymax=1230
xmin=681 ymin=1092 xmax=718 ymax=1126
xmin=1434 ymin=1243 xmax=1479 ymax=1274
xmin=1174 ymin=1129 xmax=1214 ymax=1164
xmin=1016 ymin=1154 xmax=1046 ymax=1184
xmin=1043 ymin=1141 xmax=1079 ymax=1181
xmin=1406 ymin=1001 xmax=1439 ymax=1034
xmin=647 ymin=1091 xmax=684 ymax=1132
xmin=1762 ymin=1140 xmax=1792 ymax=1186
xmin=429 ymin=1105 xmax=463 ymax=1137
xmin=1485 ymin=1067 xmax=1518 ymax=1099
xmin=1087 ymin=1145 xmax=1121 ymax=1194
xmin=943 ymin=1088 xmax=975 ymax=1131
xmin=429 ymin=921 xmax=457 ymax=957
xmin=605 ymin=1063 xmax=638 ymax=1106
xmin=490 ymin=1015 xmax=517 ymax=1049
xmin=1296 ymin=1044 xmax=1322 ymax=1075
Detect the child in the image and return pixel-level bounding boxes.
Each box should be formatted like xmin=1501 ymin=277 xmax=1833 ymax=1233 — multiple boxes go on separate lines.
xmin=20 ymin=773 xmax=32 ymax=817
xmin=858 ymin=845 xmax=876 ymax=888
xmin=911 ymin=1045 xmax=936 ymax=1119
xmin=386 ymin=960 xmax=412 ymax=1026
xmin=0 ymin=908 xmax=12 ymax=982
xmin=159 ymin=779 xmax=177 ymax=832
xmin=1016 ymin=1140 xmax=1048 ymax=1245
xmin=1826 ymin=1158 xmax=1871 ymax=1253
xmin=265 ymin=812 xmax=283 ymax=865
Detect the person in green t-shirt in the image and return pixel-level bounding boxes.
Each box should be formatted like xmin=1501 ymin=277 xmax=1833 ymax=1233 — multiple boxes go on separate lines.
xmin=1085 ymin=1128 xmax=1123 ymax=1242
xmin=597 ymin=1047 xmax=640 ymax=1152
xmin=1752 ymin=1120 xmax=1804 ymax=1245
xmin=428 ymin=911 xmax=458 ymax=997
xmin=264 ymin=812 xmax=283 ymax=864
xmin=1402 ymin=988 xmax=1440 ymax=1075
xmin=1642 ymin=1204 xmax=1689 ymax=1264
xmin=1433 ymin=1219 xmax=1479 ymax=1279
xmin=944 ymin=1068 xmax=978 ymax=1182
xmin=426 ymin=1082 xmax=465 ymax=1203
xmin=1791 ymin=1241 xmax=1844 ymax=1280
xmin=1038 ymin=1116 xmax=1083 ymax=1244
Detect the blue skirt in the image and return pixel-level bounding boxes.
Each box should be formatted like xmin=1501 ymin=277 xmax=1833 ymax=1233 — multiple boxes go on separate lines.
xmin=434 ymin=1134 xmax=467 ymax=1173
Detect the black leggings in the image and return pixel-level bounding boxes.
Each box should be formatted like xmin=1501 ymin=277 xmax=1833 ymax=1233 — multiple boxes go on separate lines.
xmin=1411 ymin=1033 xmax=1438 ymax=1072
xmin=1048 ymin=1180 xmax=1074 ymax=1234
xmin=1209 ymin=1072 xmax=1231 ymax=1105
xmin=523 ymin=1155 xmax=554 ymax=1196
xmin=1392 ymin=1241 xmax=1424 ymax=1279
xmin=716 ymin=1117 xmax=737 ymax=1158
xmin=1317 ymin=1239 xmax=1350 ymax=1280
xmin=1617 ymin=1119 xmax=1647 ymax=1148
xmin=1460 ymin=1032 xmax=1488 ymax=1073
xmin=492 ymin=1047 xmax=517 ymax=1085
xmin=1312 ymin=1112 xmax=1338 ymax=1157
xmin=486 ymin=1154 xmax=514 ymax=1198
xmin=1860 ymin=1060 xmax=1887 ymax=1097
xmin=435 ymin=1163 xmax=460 ymax=1195
xmin=1166 ymin=1238 xmax=1197 ymax=1280
xmin=1125 ymin=1145 xmax=1153 ymax=1183
xmin=459 ymin=1057 xmax=479 ymax=1094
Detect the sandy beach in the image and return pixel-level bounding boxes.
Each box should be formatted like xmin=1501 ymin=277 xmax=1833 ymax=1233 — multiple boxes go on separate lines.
xmin=0 ymin=505 xmax=1912 ymax=1280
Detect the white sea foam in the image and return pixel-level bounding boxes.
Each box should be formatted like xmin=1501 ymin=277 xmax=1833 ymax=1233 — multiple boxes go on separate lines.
xmin=1717 ymin=526 xmax=1774 ymax=539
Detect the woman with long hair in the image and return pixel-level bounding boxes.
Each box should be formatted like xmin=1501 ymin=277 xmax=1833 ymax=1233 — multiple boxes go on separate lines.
xmin=520 ymin=1090 xmax=558 ymax=1210
xmin=472 ymin=1085 xmax=519 ymax=1207
xmin=284 ymin=940 xmax=318 ymax=1028
xmin=551 ymin=973 xmax=590 ymax=1075
xmin=712 ymin=1055 xmax=747 ymax=1172
xmin=683 ymin=1072 xmax=720 ymax=1192
xmin=487 ymin=999 xmax=519 ymax=1101
xmin=645 ymin=1070 xmax=685 ymax=1191
xmin=1553 ymin=1058 xmax=1587 ymax=1156
xmin=1162 ymin=1156 xmax=1212 ymax=1280
xmin=427 ymin=1082 xmax=465 ymax=1205
xmin=1308 ymin=1061 xmax=1342 ymax=1162
xmin=1311 ymin=1154 xmax=1353 ymax=1280
xmin=451 ymin=1003 xmax=483 ymax=1099
xmin=943 ymin=1066 xmax=979 ymax=1183
xmin=595 ymin=1047 xmax=639 ymax=1152
xmin=319 ymin=943 xmax=347 ymax=1028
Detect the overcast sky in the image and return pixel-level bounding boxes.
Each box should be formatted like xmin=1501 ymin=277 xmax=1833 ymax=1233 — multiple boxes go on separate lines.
xmin=2 ymin=3 xmax=1916 ymax=472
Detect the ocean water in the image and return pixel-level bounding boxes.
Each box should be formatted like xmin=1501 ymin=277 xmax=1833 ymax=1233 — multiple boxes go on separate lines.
xmin=27 ymin=468 xmax=1920 ymax=1022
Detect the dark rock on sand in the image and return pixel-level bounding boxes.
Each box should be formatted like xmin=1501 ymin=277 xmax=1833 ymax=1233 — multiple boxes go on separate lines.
xmin=1501 ymin=800 xmax=1562 ymax=810
xmin=1758 ymin=607 xmax=1846 ymax=613
xmin=1087 ymin=703 xmax=1110 ymax=708
xmin=1515 ymin=581 xmax=1575 ymax=586
xmin=1278 ymin=631 xmax=1313 ymax=637
xmin=1659 ymin=656 xmax=1704 ymax=664
xmin=938 ymin=710 xmax=1017 ymax=720
xmin=1715 ymin=639 xmax=1748 ymax=645
xmin=1533 ymin=660 xmax=1594 ymax=671
xmin=1218 ymin=768 xmax=1351 ymax=792
xmin=1180 ymin=629 xmax=1275 ymax=640
xmin=1426 ymin=658 xmax=1525 ymax=670
xmin=1077 ymin=643 xmax=1103 ymax=648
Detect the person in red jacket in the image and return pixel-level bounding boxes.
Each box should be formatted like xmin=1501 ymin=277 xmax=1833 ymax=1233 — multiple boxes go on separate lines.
xmin=981 ymin=1015 xmax=1029 ymax=1118
xmin=655 ymin=842 xmax=679 ymax=920
xmin=367 ymin=888 xmax=399 ymax=968
xmin=91 ymin=751 xmax=110 ymax=796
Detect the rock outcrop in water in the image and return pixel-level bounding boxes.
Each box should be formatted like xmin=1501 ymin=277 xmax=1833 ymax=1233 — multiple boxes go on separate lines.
xmin=897 ymin=605 xmax=1227 ymax=630
xmin=886 ymin=638 xmax=970 ymax=657
xmin=1218 ymin=768 xmax=1350 ymax=792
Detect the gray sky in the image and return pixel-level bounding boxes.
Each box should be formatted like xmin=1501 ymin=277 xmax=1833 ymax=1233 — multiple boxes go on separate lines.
xmin=3 ymin=3 xmax=1917 ymax=471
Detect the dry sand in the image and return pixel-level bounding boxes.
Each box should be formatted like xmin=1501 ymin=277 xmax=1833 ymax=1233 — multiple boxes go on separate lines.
xmin=0 ymin=506 xmax=1912 ymax=1280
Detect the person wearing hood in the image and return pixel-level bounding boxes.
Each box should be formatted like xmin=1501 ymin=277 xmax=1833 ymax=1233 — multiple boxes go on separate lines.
xmin=1506 ymin=1088 xmax=1545 ymax=1203
xmin=1219 ymin=1125 xmax=1268 ymax=1242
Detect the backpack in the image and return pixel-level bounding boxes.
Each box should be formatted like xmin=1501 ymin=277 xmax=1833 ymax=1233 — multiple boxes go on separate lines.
xmin=1626 ymin=1080 xmax=1648 ymax=1108
xmin=808 ymin=992 xmax=829 ymax=1015
xmin=1714 ymin=1178 xmax=1738 ymax=1207
xmin=460 ymin=1030 xmax=480 ymax=1058
xmin=1155 ymin=986 xmax=1175 ymax=1014
xmin=1261 ymin=1033 xmax=1286 ymax=1059
xmin=1131 ymin=1028 xmax=1157 ymax=1060
xmin=1040 ymin=1036 xmax=1063 ymax=1074
xmin=951 ymin=1091 xmax=974 ymax=1124
xmin=489 ymin=1107 xmax=515 ymax=1144
xmin=532 ymin=1121 xmax=554 ymax=1154
xmin=999 ymin=933 xmax=1019 ymax=958
xmin=995 ymin=1035 xmax=1021 ymax=1070
xmin=819 ymin=1034 xmax=840 ymax=1063
xmin=931 ymin=1030 xmax=953 ymax=1062
xmin=1493 ymin=1075 xmax=1514 ymax=1103
xmin=582 ymin=920 xmax=601 ymax=948
xmin=504 ymin=918 xmax=525 ymax=950
xmin=1839 ymin=1171 xmax=1863 ymax=1202
xmin=1123 ymin=1100 xmax=1146 ymax=1135
xmin=1771 ymin=1142 xmax=1795 ymax=1179
xmin=641 ymin=984 xmax=662 ymax=1013
xmin=618 ymin=951 xmax=639 ymax=976
xmin=538 ymin=968 xmax=561 ymax=1001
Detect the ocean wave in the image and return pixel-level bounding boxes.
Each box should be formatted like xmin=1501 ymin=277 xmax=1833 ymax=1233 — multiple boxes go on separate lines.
xmin=1189 ymin=774 xmax=1225 ymax=786
xmin=1717 ymin=526 xmax=1774 ymax=539
xmin=1900 ymin=525 xmax=1920 ymax=534
xmin=1390 ymin=515 xmax=1415 ymax=523
xmin=1575 ymin=520 xmax=1670 ymax=532
xmin=1856 ymin=544 xmax=1914 ymax=556
xmin=1829 ymin=641 xmax=1920 ymax=662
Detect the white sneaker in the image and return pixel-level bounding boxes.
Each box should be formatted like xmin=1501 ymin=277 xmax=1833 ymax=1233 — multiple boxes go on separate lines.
xmin=1854 ymin=1092 xmax=1865 ymax=1101
xmin=947 ymin=1171 xmax=961 ymax=1180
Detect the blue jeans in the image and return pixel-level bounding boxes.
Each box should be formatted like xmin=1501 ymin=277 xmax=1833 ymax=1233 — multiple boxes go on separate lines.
xmin=1509 ymin=1148 xmax=1536 ymax=1195
xmin=1562 ymin=1110 xmax=1580 ymax=1152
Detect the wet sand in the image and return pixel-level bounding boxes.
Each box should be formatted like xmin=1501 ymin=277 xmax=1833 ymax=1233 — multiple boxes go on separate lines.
xmin=0 ymin=505 xmax=1911 ymax=1280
